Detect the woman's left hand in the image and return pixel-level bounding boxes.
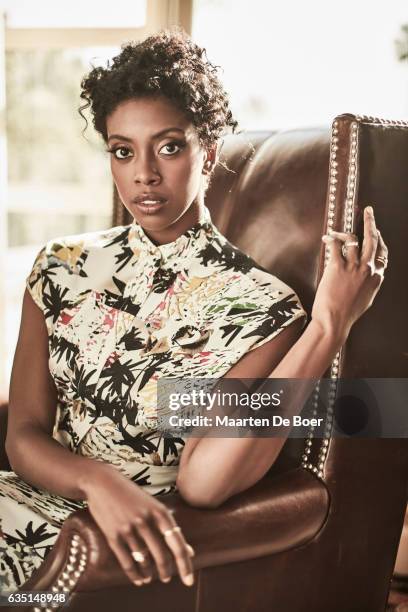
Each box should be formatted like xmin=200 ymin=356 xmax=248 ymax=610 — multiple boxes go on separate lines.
xmin=311 ymin=205 xmax=388 ymax=339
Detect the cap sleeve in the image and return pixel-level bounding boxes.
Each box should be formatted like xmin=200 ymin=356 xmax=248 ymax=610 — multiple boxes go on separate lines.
xmin=206 ymin=269 xmax=308 ymax=357
xmin=243 ymin=285 xmax=308 ymax=353
xmin=25 ymin=241 xmax=63 ymax=336
xmin=25 ymin=244 xmax=48 ymax=313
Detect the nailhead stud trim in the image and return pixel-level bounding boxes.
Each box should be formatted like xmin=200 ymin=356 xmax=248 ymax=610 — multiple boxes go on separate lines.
xmin=302 ymin=115 xmax=365 ymax=480
xmin=35 ymin=534 xmax=88 ymax=610
xmin=355 ymin=114 xmax=408 ymax=127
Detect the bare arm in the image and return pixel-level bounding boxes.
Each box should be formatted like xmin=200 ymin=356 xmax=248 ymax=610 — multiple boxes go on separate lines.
xmin=6 ymin=288 xmax=195 ymax=587
xmin=5 ymin=288 xmax=111 ymax=499
xmin=176 ymin=207 xmax=388 ymax=508
xmin=176 ymin=317 xmax=343 ymax=509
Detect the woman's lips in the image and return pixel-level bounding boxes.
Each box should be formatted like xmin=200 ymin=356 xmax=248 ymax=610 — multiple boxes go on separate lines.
xmin=133 ymin=200 xmax=167 ymax=214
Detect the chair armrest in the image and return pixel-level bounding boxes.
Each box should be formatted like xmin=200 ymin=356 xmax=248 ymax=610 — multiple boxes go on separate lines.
xmin=23 ymin=467 xmax=328 ymax=593
xmin=0 ymin=399 xmax=10 ymax=471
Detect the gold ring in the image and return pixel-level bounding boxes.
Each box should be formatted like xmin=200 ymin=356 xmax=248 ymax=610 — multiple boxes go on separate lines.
xmin=375 ymin=256 xmax=388 ymax=265
xmin=131 ymin=550 xmax=146 ymax=563
xmin=162 ymin=526 xmax=182 ymax=538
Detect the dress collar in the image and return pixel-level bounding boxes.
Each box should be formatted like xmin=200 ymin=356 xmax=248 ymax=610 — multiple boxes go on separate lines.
xmin=128 ymin=205 xmax=216 ymax=264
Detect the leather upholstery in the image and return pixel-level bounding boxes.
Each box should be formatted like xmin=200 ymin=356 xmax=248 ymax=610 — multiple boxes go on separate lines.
xmin=1 ymin=113 xmax=408 ymax=611
xmin=22 ymin=469 xmax=328 ymax=590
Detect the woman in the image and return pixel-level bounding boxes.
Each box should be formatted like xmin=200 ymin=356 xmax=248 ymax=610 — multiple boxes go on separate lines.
xmin=0 ymin=28 xmax=388 ymax=592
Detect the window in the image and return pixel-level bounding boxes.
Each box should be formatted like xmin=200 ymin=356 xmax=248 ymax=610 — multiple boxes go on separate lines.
xmin=4 ymin=46 xmax=116 ymax=393
xmin=3 ymin=0 xmax=147 ymax=29
xmin=192 ymin=0 xmax=408 ymax=131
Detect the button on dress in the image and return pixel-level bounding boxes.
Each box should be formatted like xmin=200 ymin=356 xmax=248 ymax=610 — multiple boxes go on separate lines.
xmin=0 ymin=205 xmax=307 ymax=590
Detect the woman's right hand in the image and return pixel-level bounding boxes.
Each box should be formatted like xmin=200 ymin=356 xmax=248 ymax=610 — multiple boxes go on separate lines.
xmin=311 ymin=205 xmax=388 ymax=339
xmin=80 ymin=464 xmax=195 ymax=588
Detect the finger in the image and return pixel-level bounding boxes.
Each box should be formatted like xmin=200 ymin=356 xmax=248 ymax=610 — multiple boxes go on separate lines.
xmin=371 ymin=230 xmax=388 ymax=277
xmin=134 ymin=518 xmax=176 ymax=584
xmin=321 ymin=235 xmax=346 ymax=267
xmin=155 ymin=512 xmax=195 ymax=587
xmin=147 ymin=509 xmax=195 ymax=586
xmin=360 ymin=206 xmax=378 ymax=268
xmin=328 ymin=231 xmax=360 ymax=265
xmin=327 ymin=230 xmax=357 ymax=239
xmin=108 ymin=536 xmax=146 ymax=587
xmin=124 ymin=530 xmax=154 ymax=584
xmin=162 ymin=528 xmax=195 ymax=587
xmin=376 ymin=230 xmax=389 ymax=262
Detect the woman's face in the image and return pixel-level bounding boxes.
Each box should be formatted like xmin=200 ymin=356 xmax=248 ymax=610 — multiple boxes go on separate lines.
xmin=105 ymin=95 xmax=215 ymax=244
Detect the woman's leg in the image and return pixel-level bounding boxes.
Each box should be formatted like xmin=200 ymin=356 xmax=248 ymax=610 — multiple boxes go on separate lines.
xmin=0 ymin=471 xmax=85 ymax=592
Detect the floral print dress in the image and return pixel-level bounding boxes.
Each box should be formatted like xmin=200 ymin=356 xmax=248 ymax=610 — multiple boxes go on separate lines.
xmin=0 ymin=204 xmax=307 ymax=590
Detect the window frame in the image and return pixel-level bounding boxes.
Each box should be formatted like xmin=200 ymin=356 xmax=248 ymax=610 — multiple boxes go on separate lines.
xmin=4 ymin=0 xmax=192 ymax=49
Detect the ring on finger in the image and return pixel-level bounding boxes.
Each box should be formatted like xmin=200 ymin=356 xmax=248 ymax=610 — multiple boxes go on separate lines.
xmin=162 ymin=526 xmax=182 ymax=538
xmin=375 ymin=255 xmax=388 ymax=267
xmin=131 ymin=550 xmax=148 ymax=564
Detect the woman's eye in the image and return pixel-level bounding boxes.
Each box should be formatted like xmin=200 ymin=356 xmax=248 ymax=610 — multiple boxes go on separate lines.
xmin=160 ymin=141 xmax=184 ymax=156
xmin=111 ymin=147 xmax=132 ymax=160
xmin=107 ymin=142 xmax=184 ymax=159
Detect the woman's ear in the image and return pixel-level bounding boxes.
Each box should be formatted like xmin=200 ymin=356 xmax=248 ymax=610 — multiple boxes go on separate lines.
xmin=202 ymin=142 xmax=219 ymax=175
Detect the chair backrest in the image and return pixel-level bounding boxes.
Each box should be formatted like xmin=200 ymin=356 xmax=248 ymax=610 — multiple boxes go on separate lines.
xmin=200 ymin=115 xmax=408 ymax=590
xmin=205 ymin=116 xmax=408 ymax=492
xmin=203 ymin=127 xmax=332 ymax=473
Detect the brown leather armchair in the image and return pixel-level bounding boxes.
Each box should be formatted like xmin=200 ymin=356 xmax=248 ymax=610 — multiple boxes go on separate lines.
xmin=1 ymin=112 xmax=407 ymax=612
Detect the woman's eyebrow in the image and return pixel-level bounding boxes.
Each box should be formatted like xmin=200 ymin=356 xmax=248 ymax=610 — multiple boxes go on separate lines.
xmin=107 ymin=127 xmax=185 ymax=142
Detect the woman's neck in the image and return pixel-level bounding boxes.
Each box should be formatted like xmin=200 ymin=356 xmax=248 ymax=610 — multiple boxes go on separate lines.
xmin=138 ymin=199 xmax=207 ymax=246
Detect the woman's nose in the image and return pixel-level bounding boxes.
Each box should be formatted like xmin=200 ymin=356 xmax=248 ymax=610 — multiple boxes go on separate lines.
xmin=133 ymin=154 xmax=160 ymax=184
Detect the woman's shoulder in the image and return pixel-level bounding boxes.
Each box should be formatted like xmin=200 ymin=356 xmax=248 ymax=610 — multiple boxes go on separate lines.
xmin=25 ymin=224 xmax=133 ymax=314
xmin=246 ymin=263 xmax=302 ymax=304
xmin=38 ymin=223 xmax=132 ymax=271
xmin=205 ymin=233 xmax=308 ymax=353
xmin=213 ymin=230 xmax=302 ymax=303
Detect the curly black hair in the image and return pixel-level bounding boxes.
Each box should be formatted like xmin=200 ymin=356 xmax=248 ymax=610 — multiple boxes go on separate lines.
xmin=79 ymin=26 xmax=239 ymax=150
